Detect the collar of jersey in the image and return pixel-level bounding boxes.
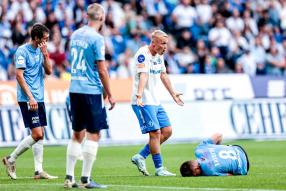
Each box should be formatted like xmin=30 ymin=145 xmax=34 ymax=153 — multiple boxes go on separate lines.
xmin=83 ymin=25 xmax=97 ymax=33
xmin=26 ymin=43 xmax=37 ymax=53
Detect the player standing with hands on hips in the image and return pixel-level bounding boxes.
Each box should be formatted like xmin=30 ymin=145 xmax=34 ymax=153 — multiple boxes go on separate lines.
xmin=131 ymin=30 xmax=184 ymax=176
xmin=3 ymin=24 xmax=58 ymax=180
xmin=64 ymin=3 xmax=115 ymax=189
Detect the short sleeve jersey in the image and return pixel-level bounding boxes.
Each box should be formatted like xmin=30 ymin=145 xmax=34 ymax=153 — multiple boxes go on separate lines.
xmin=15 ymin=43 xmax=45 ymax=102
xmin=131 ymin=45 xmax=166 ymax=105
xmin=195 ymin=138 xmax=248 ymax=176
xmin=69 ymin=25 xmax=105 ymax=95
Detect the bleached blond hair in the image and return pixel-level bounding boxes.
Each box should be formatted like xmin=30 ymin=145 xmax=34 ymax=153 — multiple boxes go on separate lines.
xmin=151 ymin=30 xmax=168 ymax=40
xmin=87 ymin=3 xmax=104 ymax=21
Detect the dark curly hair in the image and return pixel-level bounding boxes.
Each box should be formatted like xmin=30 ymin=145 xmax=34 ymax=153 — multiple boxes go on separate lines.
xmin=31 ymin=23 xmax=50 ymax=41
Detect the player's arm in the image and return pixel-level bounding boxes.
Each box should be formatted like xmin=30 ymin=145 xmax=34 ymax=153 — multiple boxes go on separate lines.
xmin=16 ymin=69 xmax=38 ymax=111
xmin=160 ymin=72 xmax=184 ymax=106
xmin=39 ymin=41 xmax=52 ymax=75
xmin=136 ymin=72 xmax=148 ymax=107
xmin=97 ymin=60 xmax=115 ymax=110
xmin=210 ymin=133 xmax=223 ymax=145
xmin=227 ymin=173 xmax=233 ymax=176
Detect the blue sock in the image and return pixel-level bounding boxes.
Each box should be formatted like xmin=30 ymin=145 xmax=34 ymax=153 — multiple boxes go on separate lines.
xmin=152 ymin=153 xmax=163 ymax=168
xmin=139 ymin=144 xmax=151 ymax=159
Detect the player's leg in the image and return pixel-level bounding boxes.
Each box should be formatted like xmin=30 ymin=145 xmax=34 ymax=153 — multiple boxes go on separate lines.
xmin=32 ymin=103 xmax=57 ymax=179
xmin=64 ymin=93 xmax=85 ymax=188
xmin=3 ymin=102 xmax=43 ymax=180
xmin=154 ymin=105 xmax=175 ymax=176
xmin=78 ymin=94 xmax=107 ymax=189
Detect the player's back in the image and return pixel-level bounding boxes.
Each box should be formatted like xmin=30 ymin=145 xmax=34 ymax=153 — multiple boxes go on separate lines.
xmin=195 ymin=138 xmax=247 ymax=176
xmin=69 ymin=25 xmax=105 ymax=95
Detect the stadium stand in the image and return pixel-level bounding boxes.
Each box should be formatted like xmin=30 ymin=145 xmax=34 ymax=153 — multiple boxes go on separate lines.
xmin=0 ymin=0 xmax=286 ymax=80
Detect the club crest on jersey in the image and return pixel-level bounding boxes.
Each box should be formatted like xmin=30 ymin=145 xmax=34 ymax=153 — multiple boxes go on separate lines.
xmin=201 ymin=158 xmax=205 ymax=162
xmin=157 ymin=59 xmax=162 ymax=64
xmin=138 ymin=54 xmax=145 ymax=63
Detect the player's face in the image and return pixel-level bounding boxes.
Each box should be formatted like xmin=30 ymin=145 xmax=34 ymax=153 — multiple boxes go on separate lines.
xmin=192 ymin=166 xmax=202 ymax=177
xmin=37 ymin=32 xmax=50 ymax=44
xmin=154 ymin=36 xmax=168 ymax=55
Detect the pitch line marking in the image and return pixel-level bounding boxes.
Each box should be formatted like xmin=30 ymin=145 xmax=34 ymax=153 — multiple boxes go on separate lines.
xmin=0 ymin=183 xmax=286 ymax=191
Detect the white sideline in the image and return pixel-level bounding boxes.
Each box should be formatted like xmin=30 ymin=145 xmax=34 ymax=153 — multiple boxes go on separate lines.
xmin=0 ymin=172 xmax=286 ymax=179
xmin=0 ymin=183 xmax=285 ymax=191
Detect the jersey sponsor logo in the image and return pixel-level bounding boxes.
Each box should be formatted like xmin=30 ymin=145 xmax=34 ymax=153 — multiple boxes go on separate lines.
xmin=82 ymin=30 xmax=86 ymax=33
xmin=138 ymin=63 xmax=145 ymax=68
xmin=138 ymin=54 xmax=145 ymax=63
xmin=140 ymin=125 xmax=147 ymax=131
xmin=17 ymin=56 xmax=25 ymax=65
xmin=35 ymin=55 xmax=39 ymax=62
xmin=150 ymin=69 xmax=161 ymax=74
xmin=101 ymin=46 xmax=105 ymax=55
xmin=209 ymin=148 xmax=220 ymax=166
xmin=153 ymin=62 xmax=157 ymax=65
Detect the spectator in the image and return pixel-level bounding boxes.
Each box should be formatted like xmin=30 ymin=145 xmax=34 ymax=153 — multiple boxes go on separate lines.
xmin=265 ymin=45 xmax=285 ymax=76
xmin=251 ymin=37 xmax=266 ymax=74
xmin=236 ymin=47 xmax=257 ymax=76
xmin=176 ymin=29 xmax=194 ymax=51
xmin=101 ymin=0 xmax=125 ymax=28
xmin=49 ymin=43 xmax=66 ymax=66
xmin=226 ymin=8 xmax=244 ymax=32
xmin=204 ymin=55 xmax=215 ymax=74
xmin=58 ymin=64 xmax=71 ymax=81
xmin=0 ymin=65 xmax=8 ymax=81
xmin=12 ymin=22 xmax=26 ymax=46
xmin=234 ymin=63 xmax=243 ymax=74
xmin=208 ymin=19 xmax=231 ymax=58
xmin=175 ymin=46 xmax=195 ymax=73
xmin=172 ymin=0 xmax=197 ymax=29
xmin=243 ymin=10 xmax=258 ymax=36
xmin=7 ymin=55 xmax=16 ymax=80
xmin=117 ymin=48 xmax=134 ymax=78
xmin=216 ymin=57 xmax=232 ymax=74
xmin=196 ymin=0 xmax=212 ymax=24
xmin=229 ymin=31 xmax=249 ymax=67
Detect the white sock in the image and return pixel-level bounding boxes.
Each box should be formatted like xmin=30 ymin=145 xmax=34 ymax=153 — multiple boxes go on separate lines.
xmin=81 ymin=140 xmax=98 ymax=179
xmin=156 ymin=167 xmax=164 ymax=171
xmin=79 ymin=137 xmax=86 ymax=156
xmin=32 ymin=140 xmax=43 ymax=173
xmin=8 ymin=135 xmax=36 ymax=163
xmin=66 ymin=140 xmax=81 ymax=180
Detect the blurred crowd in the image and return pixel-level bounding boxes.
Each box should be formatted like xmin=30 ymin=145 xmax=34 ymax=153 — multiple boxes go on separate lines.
xmin=1 ymin=0 xmax=286 ymax=81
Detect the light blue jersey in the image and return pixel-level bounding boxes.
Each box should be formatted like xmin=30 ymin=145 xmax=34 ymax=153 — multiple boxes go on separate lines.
xmin=69 ymin=25 xmax=105 ymax=95
xmin=195 ymin=138 xmax=248 ymax=176
xmin=15 ymin=43 xmax=44 ymax=102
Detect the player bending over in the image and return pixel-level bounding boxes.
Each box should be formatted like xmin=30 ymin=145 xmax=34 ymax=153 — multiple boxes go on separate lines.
xmin=180 ymin=133 xmax=249 ymax=177
xmin=3 ymin=23 xmax=57 ymax=180
xmin=131 ymin=30 xmax=184 ymax=176
xmin=64 ymin=3 xmax=115 ymax=189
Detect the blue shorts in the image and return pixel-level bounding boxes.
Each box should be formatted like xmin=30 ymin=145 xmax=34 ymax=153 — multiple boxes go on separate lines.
xmin=70 ymin=93 xmax=108 ymax=132
xmin=132 ymin=105 xmax=171 ymax=134
xmin=18 ymin=102 xmax=47 ymax=129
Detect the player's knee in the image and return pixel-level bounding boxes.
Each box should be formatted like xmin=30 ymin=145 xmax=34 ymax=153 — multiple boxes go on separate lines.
xmin=150 ymin=129 xmax=161 ymax=139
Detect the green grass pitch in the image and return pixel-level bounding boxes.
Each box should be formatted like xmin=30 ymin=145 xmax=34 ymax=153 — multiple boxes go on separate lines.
xmin=0 ymin=140 xmax=286 ymax=191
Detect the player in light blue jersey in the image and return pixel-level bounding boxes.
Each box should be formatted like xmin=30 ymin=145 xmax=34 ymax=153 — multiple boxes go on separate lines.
xmin=64 ymin=3 xmax=115 ymax=189
xmin=180 ymin=133 xmax=249 ymax=177
xmin=2 ymin=24 xmax=58 ymax=180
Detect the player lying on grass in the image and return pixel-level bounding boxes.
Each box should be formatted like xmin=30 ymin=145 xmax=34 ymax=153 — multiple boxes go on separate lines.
xmin=180 ymin=133 xmax=249 ymax=177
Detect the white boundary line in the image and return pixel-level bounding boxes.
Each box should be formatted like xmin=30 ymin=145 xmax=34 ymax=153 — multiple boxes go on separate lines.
xmin=0 ymin=183 xmax=285 ymax=191
xmin=0 ymin=173 xmax=286 ymax=179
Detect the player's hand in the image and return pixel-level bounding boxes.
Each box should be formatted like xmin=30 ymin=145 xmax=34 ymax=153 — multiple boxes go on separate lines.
xmin=108 ymin=95 xmax=115 ymax=110
xmin=38 ymin=41 xmax=48 ymax=56
xmin=29 ymin=97 xmax=38 ymax=111
xmin=172 ymin=92 xmax=184 ymax=106
xmin=136 ymin=94 xmax=144 ymax=107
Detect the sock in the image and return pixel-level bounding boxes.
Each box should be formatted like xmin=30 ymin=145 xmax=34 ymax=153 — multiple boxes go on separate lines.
xmin=8 ymin=135 xmax=36 ymax=163
xmin=152 ymin=153 xmax=163 ymax=169
xmin=81 ymin=140 xmax=98 ymax=182
xmin=79 ymin=137 xmax=86 ymax=156
xmin=139 ymin=144 xmax=151 ymax=159
xmin=66 ymin=140 xmax=81 ymax=180
xmin=32 ymin=140 xmax=43 ymax=173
